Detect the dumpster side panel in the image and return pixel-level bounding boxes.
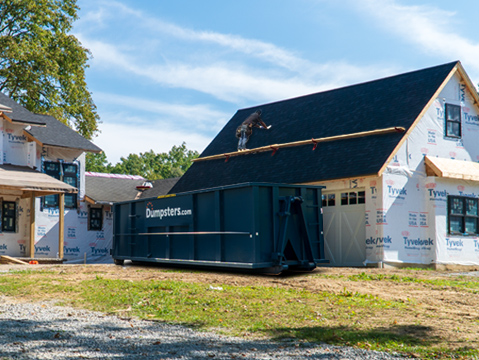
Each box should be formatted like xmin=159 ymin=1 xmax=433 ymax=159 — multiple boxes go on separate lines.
xmin=113 ymin=202 xmax=134 ymax=259
xmin=194 ymin=191 xmax=220 ymax=261
xmin=256 ymin=185 xmax=275 ymax=264
xmin=112 ymin=183 xmax=326 ymax=271
xmin=148 ymin=225 xmax=167 ymax=259
xmin=222 ymin=187 xmax=255 ymax=263
xmin=145 ymin=195 xmax=194 ymax=260
xmin=131 ymin=200 xmax=146 ymax=258
xmin=301 ymin=187 xmax=324 ymax=261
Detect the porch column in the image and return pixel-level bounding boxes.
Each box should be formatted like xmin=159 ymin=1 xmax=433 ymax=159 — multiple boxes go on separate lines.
xmin=58 ymin=193 xmax=65 ymax=259
xmin=29 ymin=192 xmax=35 ymax=258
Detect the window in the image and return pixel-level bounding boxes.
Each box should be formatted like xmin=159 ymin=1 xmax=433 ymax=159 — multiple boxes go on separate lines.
xmin=42 ymin=161 xmax=78 ymax=209
xmin=448 ymin=196 xmax=478 ymax=235
xmin=63 ymin=163 xmax=78 ymax=208
xmin=341 ymin=191 xmax=366 ymax=206
xmin=43 ymin=162 xmax=61 ymax=208
xmin=2 ymin=201 xmax=16 ymax=232
xmin=357 ymin=191 xmax=366 ymax=204
xmin=322 ymin=194 xmax=335 ymax=207
xmin=445 ymin=104 xmax=461 ymax=138
xmin=89 ymin=207 xmax=103 ymax=231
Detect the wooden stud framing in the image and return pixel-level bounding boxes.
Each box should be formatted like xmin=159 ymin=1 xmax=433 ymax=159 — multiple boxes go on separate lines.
xmin=29 ymin=192 xmax=35 ymax=258
xmin=59 ymin=193 xmax=65 ymax=259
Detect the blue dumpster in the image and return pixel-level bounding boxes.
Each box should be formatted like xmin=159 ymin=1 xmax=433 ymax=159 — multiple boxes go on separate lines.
xmin=112 ymin=183 xmax=327 ymax=272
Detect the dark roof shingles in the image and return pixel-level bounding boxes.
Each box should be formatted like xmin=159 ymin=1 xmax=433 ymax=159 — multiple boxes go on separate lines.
xmin=0 ymin=91 xmax=101 ymax=152
xmin=0 ymin=92 xmax=47 ymax=125
xmin=85 ymin=176 xmax=179 ymax=203
xmin=171 ymin=61 xmax=458 ymax=193
xmin=25 ymin=114 xmax=101 ymax=152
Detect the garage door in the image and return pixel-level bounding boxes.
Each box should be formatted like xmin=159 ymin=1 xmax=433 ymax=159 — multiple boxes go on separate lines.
xmin=322 ymin=190 xmax=366 ymax=266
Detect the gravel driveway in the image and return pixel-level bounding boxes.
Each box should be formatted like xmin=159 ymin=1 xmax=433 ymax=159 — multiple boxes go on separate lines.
xmin=0 ymin=300 xmax=409 ymax=360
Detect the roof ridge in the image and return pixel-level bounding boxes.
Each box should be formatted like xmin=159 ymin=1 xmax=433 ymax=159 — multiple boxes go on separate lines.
xmin=86 ymin=172 xmax=145 ymax=180
xmin=238 ymin=61 xmax=459 ymax=112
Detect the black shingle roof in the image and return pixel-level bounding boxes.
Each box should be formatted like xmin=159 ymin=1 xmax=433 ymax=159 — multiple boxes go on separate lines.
xmin=139 ymin=178 xmax=180 ymax=199
xmin=0 ymin=92 xmax=47 ymax=125
xmin=85 ymin=174 xmax=145 ymax=204
xmin=25 ymin=114 xmax=101 ymax=152
xmin=170 ymin=61 xmax=458 ymax=194
xmin=0 ymin=91 xmax=101 ymax=152
xmin=85 ymin=174 xmax=179 ymax=204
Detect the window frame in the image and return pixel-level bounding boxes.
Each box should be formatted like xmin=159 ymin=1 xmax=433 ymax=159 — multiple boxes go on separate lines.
xmin=62 ymin=163 xmax=78 ymax=209
xmin=2 ymin=201 xmax=16 ymax=233
xmin=322 ymin=191 xmax=365 ymax=207
xmin=448 ymin=195 xmax=478 ymax=236
xmin=43 ymin=161 xmax=61 ymax=208
xmin=445 ymin=103 xmax=462 ymax=139
xmin=89 ymin=206 xmax=103 ymax=231
xmin=321 ymin=194 xmax=336 ymax=207
xmin=42 ymin=161 xmax=79 ymax=209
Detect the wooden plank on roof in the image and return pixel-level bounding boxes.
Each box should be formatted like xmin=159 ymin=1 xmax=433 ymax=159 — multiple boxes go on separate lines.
xmin=193 ymin=126 xmax=406 ymax=163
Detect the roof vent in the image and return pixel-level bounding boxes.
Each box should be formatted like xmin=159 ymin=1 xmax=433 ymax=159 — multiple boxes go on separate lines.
xmin=136 ymin=181 xmax=153 ymax=190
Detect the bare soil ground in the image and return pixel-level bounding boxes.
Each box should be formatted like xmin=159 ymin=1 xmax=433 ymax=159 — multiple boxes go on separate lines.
xmin=2 ymin=263 xmax=479 ymax=352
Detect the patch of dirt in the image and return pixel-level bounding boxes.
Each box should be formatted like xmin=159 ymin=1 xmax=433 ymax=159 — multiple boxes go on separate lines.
xmin=3 ymin=262 xmax=479 ymax=352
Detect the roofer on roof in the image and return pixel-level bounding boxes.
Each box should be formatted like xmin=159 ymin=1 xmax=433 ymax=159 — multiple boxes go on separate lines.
xmin=236 ymin=110 xmax=270 ymax=151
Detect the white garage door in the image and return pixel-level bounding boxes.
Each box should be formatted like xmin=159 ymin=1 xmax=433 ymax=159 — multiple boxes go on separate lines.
xmin=322 ymin=190 xmax=366 ymax=266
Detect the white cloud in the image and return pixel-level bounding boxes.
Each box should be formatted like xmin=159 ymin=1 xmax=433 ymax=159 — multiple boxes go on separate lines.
xmin=81 ymin=0 xmax=310 ymax=72
xmin=352 ymin=0 xmax=479 ymax=81
xmin=93 ymin=92 xmax=229 ymax=130
xmin=94 ymin=116 xmax=212 ymax=164
xmin=77 ymin=1 xmax=396 ymax=105
xmin=81 ymin=36 xmax=386 ymax=104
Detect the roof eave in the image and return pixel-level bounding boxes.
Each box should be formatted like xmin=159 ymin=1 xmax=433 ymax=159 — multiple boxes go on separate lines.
xmin=84 ymin=195 xmax=113 ymax=205
xmin=23 ymin=132 xmax=102 ymax=153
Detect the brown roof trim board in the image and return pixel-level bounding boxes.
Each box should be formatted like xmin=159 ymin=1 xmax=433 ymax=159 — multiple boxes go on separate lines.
xmin=377 ymin=62 xmax=476 ymax=178
xmin=193 ymin=126 xmax=406 ymax=163
xmin=0 ymin=103 xmax=12 ymax=112
xmin=0 ymin=111 xmax=47 ymax=127
xmin=0 ymin=164 xmax=77 ymax=195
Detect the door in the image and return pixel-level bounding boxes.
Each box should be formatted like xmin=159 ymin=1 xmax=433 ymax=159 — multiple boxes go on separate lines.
xmin=322 ymin=190 xmax=366 ymax=266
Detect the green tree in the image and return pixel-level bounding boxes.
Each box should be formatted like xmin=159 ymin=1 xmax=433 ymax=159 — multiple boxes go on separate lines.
xmin=86 ymin=143 xmax=199 ymax=179
xmin=85 ymin=152 xmax=111 ymax=173
xmin=0 ymin=0 xmax=99 ymax=139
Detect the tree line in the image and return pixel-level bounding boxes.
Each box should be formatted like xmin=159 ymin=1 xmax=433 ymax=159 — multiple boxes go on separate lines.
xmin=86 ymin=142 xmax=199 ymax=179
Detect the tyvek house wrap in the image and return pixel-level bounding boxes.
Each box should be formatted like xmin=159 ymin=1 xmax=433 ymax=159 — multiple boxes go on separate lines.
xmin=0 ymin=120 xmax=41 ymax=258
xmin=364 ymin=72 xmax=479 ymax=266
xmin=32 ymin=153 xmax=113 ymax=263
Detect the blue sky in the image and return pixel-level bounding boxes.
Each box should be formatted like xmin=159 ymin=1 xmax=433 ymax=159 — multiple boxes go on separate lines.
xmin=74 ymin=0 xmax=479 ymax=164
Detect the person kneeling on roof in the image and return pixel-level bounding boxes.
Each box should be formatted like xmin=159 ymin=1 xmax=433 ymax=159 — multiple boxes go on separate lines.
xmin=236 ymin=110 xmax=270 ymax=151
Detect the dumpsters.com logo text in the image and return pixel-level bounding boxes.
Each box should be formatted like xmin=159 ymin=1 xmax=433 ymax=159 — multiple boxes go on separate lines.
xmin=145 ymin=202 xmax=192 ymax=219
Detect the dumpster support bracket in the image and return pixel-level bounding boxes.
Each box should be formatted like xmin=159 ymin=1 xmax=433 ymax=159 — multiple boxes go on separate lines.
xmin=274 ymin=196 xmax=317 ymax=270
